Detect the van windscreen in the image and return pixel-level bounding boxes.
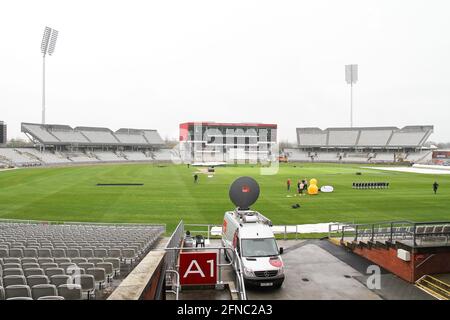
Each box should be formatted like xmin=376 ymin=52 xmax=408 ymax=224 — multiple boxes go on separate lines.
xmin=241 ymin=238 xmax=279 ymax=257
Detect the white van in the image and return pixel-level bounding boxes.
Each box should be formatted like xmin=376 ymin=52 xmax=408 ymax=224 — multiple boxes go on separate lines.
xmin=222 ymin=209 xmax=285 ymax=288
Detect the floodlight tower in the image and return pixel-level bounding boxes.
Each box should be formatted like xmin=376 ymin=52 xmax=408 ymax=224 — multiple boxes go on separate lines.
xmin=345 ymin=64 xmax=358 ymax=127
xmin=40 ymin=26 xmax=59 ymax=124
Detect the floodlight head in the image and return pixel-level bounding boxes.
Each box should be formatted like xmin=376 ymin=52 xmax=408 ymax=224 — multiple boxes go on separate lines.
xmin=41 ymin=27 xmax=51 ymax=55
xmin=48 ymin=30 xmax=58 ymax=55
xmin=41 ymin=26 xmax=58 ymax=56
xmin=345 ymin=64 xmax=358 ymax=84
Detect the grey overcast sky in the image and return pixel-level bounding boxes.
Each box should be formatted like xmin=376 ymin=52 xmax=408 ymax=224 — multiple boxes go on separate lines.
xmin=1 ymin=0 xmax=449 ymax=142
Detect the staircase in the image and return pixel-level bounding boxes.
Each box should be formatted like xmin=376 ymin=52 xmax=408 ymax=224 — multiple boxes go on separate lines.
xmin=415 ymin=275 xmax=450 ymax=300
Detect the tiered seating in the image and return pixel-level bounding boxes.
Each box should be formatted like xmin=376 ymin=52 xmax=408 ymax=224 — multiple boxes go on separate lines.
xmin=15 ymin=149 xmax=71 ymax=165
xmin=21 ymin=123 xmax=164 ymax=148
xmin=328 ymin=129 xmax=359 ymax=146
xmin=0 ymin=149 xmax=41 ymax=167
xmin=285 ymin=149 xmax=405 ymax=163
xmin=372 ymin=152 xmax=395 ymax=162
xmin=405 ymin=150 xmax=433 ymax=163
xmin=115 ymin=129 xmax=148 ymax=145
xmin=0 ymin=222 xmax=164 ymax=300
xmin=143 ymin=130 xmax=164 ymax=145
xmin=357 ymin=128 xmax=394 ymax=147
xmin=152 ymin=149 xmax=176 ymax=161
xmin=354 ymin=224 xmax=450 ymax=244
xmin=51 ymin=129 xmax=90 ymax=144
xmin=66 ymin=153 xmax=98 ymax=163
xmin=284 ymin=149 xmax=312 ymax=161
xmin=293 ymin=125 xmax=434 ymax=164
xmin=122 ymin=151 xmax=151 ymax=161
xmin=296 ymin=128 xmax=327 ymax=147
xmin=388 ymin=126 xmax=432 ymax=147
xmin=296 ymin=126 xmax=433 ymax=148
xmin=76 ymin=127 xmax=119 ymax=145
xmin=21 ymin=123 xmax=60 ymax=144
xmin=316 ymin=152 xmax=339 ymax=161
xmin=94 ymin=152 xmax=126 ymax=162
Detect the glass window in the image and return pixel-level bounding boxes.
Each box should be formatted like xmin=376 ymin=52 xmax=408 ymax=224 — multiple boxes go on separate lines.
xmin=241 ymin=238 xmax=279 ymax=257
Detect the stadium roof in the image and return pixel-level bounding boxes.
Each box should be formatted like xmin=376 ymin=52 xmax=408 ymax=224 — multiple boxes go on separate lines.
xmin=180 ymin=122 xmax=277 ymax=129
xmin=21 ymin=122 xmax=165 ymax=147
xmin=296 ymin=125 xmax=433 ymax=149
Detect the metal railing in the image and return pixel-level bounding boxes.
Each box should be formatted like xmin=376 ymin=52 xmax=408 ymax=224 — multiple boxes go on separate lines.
xmin=164 ymin=245 xmax=247 ymax=300
xmin=165 ymin=270 xmax=180 ymax=300
xmin=335 ymin=220 xmax=450 ymax=247
xmin=165 ymin=220 xmax=184 ymax=271
xmin=184 ymin=223 xmax=221 ymax=240
xmin=340 ymin=220 xmax=413 ymax=242
xmin=184 ymin=223 xmax=319 ymax=240
xmin=164 ymin=220 xmax=185 ymax=300
xmin=164 ymin=220 xmax=247 ymax=300
xmin=231 ymin=247 xmax=247 ymax=300
xmin=328 ymin=222 xmax=352 ymax=238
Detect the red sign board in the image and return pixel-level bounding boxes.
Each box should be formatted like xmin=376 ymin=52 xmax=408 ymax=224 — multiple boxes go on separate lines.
xmin=179 ymin=251 xmax=217 ymax=285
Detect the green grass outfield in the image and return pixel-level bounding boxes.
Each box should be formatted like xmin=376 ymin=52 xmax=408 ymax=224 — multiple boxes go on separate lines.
xmin=0 ymin=163 xmax=448 ymax=232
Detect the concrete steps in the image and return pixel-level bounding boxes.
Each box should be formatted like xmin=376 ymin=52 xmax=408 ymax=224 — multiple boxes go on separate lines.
xmin=415 ymin=275 xmax=450 ymax=300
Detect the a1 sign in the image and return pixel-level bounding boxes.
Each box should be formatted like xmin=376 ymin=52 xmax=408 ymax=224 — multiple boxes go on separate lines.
xmin=179 ymin=251 xmax=217 ymax=285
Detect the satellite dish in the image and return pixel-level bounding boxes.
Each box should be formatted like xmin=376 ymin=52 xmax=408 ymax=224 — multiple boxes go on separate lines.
xmin=229 ymin=176 xmax=260 ymax=210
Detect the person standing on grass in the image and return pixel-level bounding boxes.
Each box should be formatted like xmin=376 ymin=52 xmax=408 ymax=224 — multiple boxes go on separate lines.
xmin=194 ymin=174 xmax=198 ymax=183
xmin=287 ymin=178 xmax=291 ymax=191
xmin=433 ymin=181 xmax=439 ymax=194
xmin=299 ymin=181 xmax=304 ymax=196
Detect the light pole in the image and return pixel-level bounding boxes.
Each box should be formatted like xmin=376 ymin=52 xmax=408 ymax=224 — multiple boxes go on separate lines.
xmin=41 ymin=26 xmax=59 ymax=124
xmin=345 ymin=64 xmax=358 ymax=127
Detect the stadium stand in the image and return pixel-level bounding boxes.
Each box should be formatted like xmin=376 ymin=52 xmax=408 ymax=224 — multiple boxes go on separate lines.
xmin=21 ymin=122 xmax=164 ymax=148
xmin=121 ymin=151 xmax=151 ymax=161
xmin=76 ymin=127 xmax=120 ymax=145
xmin=65 ymin=152 xmax=98 ymax=163
xmin=0 ymin=122 xmax=174 ymax=167
xmin=333 ymin=220 xmax=450 ymax=285
xmin=94 ymin=151 xmax=126 ymax=162
xmin=0 ymin=221 xmax=165 ymax=300
xmin=357 ymin=128 xmax=394 ymax=147
xmin=143 ymin=130 xmax=165 ymax=145
xmin=0 ymin=148 xmax=180 ymax=166
xmin=297 ymin=126 xmax=432 ymax=149
xmin=48 ymin=125 xmax=91 ymax=144
xmin=115 ymin=129 xmax=149 ymax=145
xmin=152 ymin=149 xmax=176 ymax=161
xmin=15 ymin=148 xmax=71 ymax=165
xmin=288 ymin=125 xmax=434 ymax=164
xmin=296 ymin=128 xmax=327 ymax=147
xmin=328 ymin=129 xmax=359 ymax=147
xmin=389 ymin=126 xmax=431 ymax=147
xmin=406 ymin=150 xmax=433 ymax=163
xmin=0 ymin=148 xmax=41 ymax=167
xmin=337 ymin=221 xmax=450 ymax=246
xmin=21 ymin=123 xmax=60 ymax=144
xmin=372 ymin=152 xmax=395 ymax=162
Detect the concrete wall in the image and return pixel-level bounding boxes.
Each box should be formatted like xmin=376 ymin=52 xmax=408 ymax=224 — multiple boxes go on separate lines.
xmin=352 ymin=244 xmax=450 ymax=283
xmin=108 ymin=251 xmax=166 ymax=300
xmin=413 ymin=251 xmax=450 ymax=281
xmin=353 ymin=245 xmax=413 ymax=282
